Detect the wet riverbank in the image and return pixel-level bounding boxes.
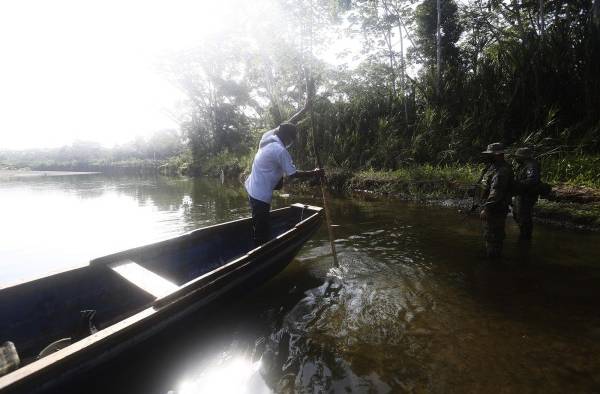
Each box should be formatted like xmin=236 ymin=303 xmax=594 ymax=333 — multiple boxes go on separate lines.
xmin=312 ymin=169 xmax=600 ymax=231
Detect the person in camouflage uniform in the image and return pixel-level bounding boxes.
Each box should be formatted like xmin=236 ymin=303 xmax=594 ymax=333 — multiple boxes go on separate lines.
xmin=512 ymin=147 xmax=541 ymax=240
xmin=479 ymin=143 xmax=514 ymax=258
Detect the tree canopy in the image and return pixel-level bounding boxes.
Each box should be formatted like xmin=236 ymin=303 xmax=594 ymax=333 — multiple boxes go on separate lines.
xmin=163 ymin=0 xmax=600 ymax=173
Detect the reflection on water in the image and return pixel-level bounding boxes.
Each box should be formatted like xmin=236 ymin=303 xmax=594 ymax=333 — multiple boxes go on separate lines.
xmin=2 ymin=174 xmax=600 ymax=393
xmin=177 ymin=356 xmax=268 ymax=394
xmin=0 ymin=175 xmax=250 ymax=287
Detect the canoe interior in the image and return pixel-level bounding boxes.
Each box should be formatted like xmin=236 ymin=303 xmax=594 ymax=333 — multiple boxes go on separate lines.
xmin=0 ymin=205 xmax=314 ymax=364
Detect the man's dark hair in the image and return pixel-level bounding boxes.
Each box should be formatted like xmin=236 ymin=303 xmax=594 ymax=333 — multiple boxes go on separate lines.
xmin=275 ymin=122 xmax=298 ymax=145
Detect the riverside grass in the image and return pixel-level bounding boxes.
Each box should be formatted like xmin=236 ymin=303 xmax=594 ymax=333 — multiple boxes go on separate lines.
xmin=320 ymin=160 xmax=600 ymax=231
xmin=541 ymin=154 xmax=600 ymax=189
xmin=353 ymin=165 xmax=481 ymax=188
xmin=348 ymin=154 xmax=600 ymax=191
xmin=325 ymin=164 xmax=483 ymax=200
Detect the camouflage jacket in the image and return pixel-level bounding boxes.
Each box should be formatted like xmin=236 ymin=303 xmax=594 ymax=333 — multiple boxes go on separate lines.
xmin=514 ymin=158 xmax=541 ymax=196
xmin=480 ymin=160 xmax=514 ymax=214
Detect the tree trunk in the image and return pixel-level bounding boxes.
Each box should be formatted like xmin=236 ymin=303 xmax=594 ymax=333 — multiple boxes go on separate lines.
xmin=436 ymin=0 xmax=442 ymax=97
xmin=381 ymin=2 xmax=396 ymax=108
xmin=398 ymin=19 xmax=409 ymax=129
xmin=539 ymin=0 xmax=544 ymax=37
xmin=385 ymin=26 xmax=396 ymax=102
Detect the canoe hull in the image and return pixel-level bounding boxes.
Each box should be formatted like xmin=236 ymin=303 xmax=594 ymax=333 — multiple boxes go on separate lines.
xmin=0 ymin=204 xmax=322 ymax=393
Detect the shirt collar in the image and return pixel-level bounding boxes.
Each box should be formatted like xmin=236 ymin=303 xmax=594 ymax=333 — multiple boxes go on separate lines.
xmin=259 ymin=130 xmax=285 ymax=149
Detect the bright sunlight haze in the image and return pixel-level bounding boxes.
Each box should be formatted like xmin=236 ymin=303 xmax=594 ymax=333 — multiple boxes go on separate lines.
xmin=0 ymin=0 xmax=255 ymax=150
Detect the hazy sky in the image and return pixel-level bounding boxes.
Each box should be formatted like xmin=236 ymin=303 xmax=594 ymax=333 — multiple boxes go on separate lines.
xmin=0 ymin=0 xmax=244 ymax=150
xmin=0 ymin=0 xmax=381 ymax=151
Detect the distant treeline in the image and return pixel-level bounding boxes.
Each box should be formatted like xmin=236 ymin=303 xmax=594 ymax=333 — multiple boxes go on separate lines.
xmin=0 ymin=129 xmax=190 ymax=175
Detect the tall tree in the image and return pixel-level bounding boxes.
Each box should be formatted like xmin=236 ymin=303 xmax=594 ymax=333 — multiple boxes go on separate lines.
xmin=414 ymin=0 xmax=461 ymax=101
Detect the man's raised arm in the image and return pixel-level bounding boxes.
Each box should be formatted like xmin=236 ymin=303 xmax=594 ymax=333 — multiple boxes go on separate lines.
xmin=287 ymin=105 xmax=308 ymax=125
xmin=286 ymin=86 xmax=313 ymax=124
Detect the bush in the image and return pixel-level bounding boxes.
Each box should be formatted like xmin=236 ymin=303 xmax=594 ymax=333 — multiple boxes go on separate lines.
xmin=540 ymin=154 xmax=600 ymax=189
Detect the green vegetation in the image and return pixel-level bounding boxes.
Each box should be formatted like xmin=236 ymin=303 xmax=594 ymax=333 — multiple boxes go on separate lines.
xmin=346 ymin=164 xmax=481 ymax=199
xmin=313 ymin=164 xmax=481 ymax=202
xmin=155 ymin=0 xmax=599 ymax=183
xmin=353 ymin=164 xmax=481 ymax=186
xmin=541 ymin=154 xmax=600 ymax=189
xmin=327 ymin=155 xmax=600 ymax=198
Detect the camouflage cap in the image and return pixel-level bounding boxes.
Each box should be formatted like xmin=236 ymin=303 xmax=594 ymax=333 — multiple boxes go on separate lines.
xmin=482 ymin=142 xmax=505 ymax=154
xmin=514 ymin=147 xmax=533 ymax=158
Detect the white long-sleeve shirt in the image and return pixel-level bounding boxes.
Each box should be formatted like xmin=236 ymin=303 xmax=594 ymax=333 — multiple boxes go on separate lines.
xmin=244 ymin=129 xmax=297 ymax=204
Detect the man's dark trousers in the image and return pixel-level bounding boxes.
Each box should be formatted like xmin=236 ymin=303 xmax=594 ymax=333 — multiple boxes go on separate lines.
xmin=484 ymin=212 xmax=507 ymax=258
xmin=513 ymin=195 xmax=536 ymax=240
xmin=249 ymin=196 xmax=270 ymax=245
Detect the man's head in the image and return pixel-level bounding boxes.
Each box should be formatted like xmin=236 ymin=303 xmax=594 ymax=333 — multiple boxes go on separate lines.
xmin=482 ymin=142 xmax=505 ymax=163
xmin=275 ymin=122 xmax=298 ymax=149
xmin=513 ymin=147 xmax=533 ymax=163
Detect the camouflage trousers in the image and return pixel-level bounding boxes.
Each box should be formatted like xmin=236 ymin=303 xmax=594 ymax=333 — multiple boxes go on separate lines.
xmin=513 ymin=196 xmax=536 ymax=240
xmin=483 ymin=213 xmax=507 ymax=258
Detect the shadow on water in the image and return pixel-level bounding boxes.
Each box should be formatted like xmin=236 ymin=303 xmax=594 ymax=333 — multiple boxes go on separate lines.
xmin=3 ymin=175 xmax=600 ymax=393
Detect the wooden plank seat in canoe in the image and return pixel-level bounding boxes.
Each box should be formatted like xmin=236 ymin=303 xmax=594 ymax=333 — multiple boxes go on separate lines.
xmin=0 ymin=203 xmax=322 ymax=393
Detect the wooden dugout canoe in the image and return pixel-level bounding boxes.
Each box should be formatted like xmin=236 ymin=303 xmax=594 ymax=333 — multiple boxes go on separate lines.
xmin=0 ymin=203 xmax=323 ymax=393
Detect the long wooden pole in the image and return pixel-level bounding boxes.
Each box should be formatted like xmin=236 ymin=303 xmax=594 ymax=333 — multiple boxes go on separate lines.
xmin=308 ymin=87 xmax=339 ymax=267
xmin=308 ymin=85 xmax=339 ymax=267
xmin=307 ymin=0 xmax=339 ymax=267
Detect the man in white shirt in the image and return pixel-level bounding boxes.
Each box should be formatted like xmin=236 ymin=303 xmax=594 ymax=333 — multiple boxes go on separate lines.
xmin=245 ymin=119 xmax=323 ymax=245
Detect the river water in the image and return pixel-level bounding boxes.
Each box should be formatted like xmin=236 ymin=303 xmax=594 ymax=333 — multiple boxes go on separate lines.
xmin=1 ymin=174 xmax=600 ymax=393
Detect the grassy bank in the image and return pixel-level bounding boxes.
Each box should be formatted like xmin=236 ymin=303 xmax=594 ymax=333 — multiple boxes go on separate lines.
xmin=345 ymin=165 xmax=481 ymax=199
xmin=540 ymin=154 xmax=600 ymax=189
xmin=323 ymin=165 xmax=482 ymax=204
xmin=321 ymin=158 xmax=600 ymax=231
